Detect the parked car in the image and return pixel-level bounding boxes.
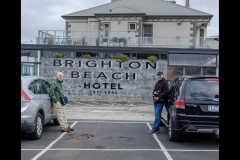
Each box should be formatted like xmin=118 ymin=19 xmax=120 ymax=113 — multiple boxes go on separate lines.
xmin=21 ymin=76 xmax=59 ymax=140
xmin=161 ymin=76 xmax=219 ymax=142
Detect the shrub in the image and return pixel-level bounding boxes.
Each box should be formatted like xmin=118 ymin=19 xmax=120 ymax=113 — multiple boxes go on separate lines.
xmin=147 ymin=55 xmax=158 ymax=62
xmin=54 ymin=52 xmax=64 ymax=58
xmin=118 ymin=54 xmax=129 ymax=62
xmin=83 ymin=54 xmax=92 ymax=58
xmin=111 ymin=56 xmax=119 ymax=59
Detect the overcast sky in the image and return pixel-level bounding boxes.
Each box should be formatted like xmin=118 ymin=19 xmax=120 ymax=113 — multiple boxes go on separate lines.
xmin=21 ymin=0 xmax=219 ymax=44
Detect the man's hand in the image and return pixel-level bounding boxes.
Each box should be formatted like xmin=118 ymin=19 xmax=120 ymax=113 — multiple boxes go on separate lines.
xmin=155 ymin=97 xmax=159 ymax=101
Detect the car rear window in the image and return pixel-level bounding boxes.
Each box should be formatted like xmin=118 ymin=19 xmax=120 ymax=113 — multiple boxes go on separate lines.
xmin=185 ymin=78 xmax=219 ymax=100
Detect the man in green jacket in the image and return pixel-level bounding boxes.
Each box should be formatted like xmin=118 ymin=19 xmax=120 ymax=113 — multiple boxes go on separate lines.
xmin=49 ymin=72 xmax=74 ymax=132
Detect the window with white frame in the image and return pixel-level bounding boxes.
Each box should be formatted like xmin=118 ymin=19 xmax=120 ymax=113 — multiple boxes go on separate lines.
xmin=103 ymin=23 xmax=110 ymax=37
xmin=143 ymin=24 xmax=153 ymax=43
xmin=128 ymin=23 xmax=137 ymax=31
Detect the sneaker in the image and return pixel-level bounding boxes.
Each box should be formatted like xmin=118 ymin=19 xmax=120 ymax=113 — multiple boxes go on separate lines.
xmin=147 ymin=129 xmax=159 ymax=134
xmin=68 ymin=126 xmax=74 ymax=131
xmin=61 ymin=127 xmax=70 ymax=132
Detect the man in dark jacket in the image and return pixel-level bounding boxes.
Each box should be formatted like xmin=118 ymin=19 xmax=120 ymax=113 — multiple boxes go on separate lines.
xmin=49 ymin=72 xmax=74 ymax=132
xmin=148 ymin=71 xmax=168 ymax=134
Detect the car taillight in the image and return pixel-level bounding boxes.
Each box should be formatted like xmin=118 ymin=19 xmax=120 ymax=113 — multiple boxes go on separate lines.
xmin=21 ymin=81 xmax=30 ymax=103
xmin=187 ymin=125 xmax=195 ymax=129
xmin=175 ymin=99 xmax=185 ymax=109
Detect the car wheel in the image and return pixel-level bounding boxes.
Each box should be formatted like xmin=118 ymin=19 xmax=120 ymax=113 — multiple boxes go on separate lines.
xmin=53 ymin=119 xmax=59 ymax=125
xmin=29 ymin=113 xmax=43 ymax=140
xmin=168 ymin=116 xmax=181 ymax=142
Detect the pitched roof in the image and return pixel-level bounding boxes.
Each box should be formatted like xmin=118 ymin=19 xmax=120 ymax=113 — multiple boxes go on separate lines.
xmin=96 ymin=6 xmax=145 ymax=15
xmin=62 ymin=0 xmax=213 ymax=18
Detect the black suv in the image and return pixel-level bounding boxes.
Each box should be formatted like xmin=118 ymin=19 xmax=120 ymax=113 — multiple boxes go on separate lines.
xmin=161 ymin=76 xmax=219 ymax=142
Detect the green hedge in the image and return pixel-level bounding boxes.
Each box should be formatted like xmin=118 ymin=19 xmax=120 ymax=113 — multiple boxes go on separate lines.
xmin=54 ymin=52 xmax=64 ymax=58
xmin=83 ymin=54 xmax=92 ymax=58
xmin=118 ymin=54 xmax=129 ymax=62
xmin=147 ymin=55 xmax=158 ymax=62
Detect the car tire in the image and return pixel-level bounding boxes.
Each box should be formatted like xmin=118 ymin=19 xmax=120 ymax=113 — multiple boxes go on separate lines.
xmin=168 ymin=116 xmax=181 ymax=142
xmin=28 ymin=113 xmax=43 ymax=140
xmin=53 ymin=119 xmax=59 ymax=125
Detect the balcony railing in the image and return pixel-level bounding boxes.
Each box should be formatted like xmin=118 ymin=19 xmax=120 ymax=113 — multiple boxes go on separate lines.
xmin=36 ymin=30 xmax=218 ymax=49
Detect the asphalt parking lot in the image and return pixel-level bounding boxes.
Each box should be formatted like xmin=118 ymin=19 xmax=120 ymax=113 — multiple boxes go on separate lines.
xmin=21 ymin=102 xmax=219 ymax=160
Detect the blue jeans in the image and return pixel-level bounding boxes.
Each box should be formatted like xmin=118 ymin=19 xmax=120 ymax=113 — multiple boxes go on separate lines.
xmin=153 ymin=102 xmax=164 ymax=130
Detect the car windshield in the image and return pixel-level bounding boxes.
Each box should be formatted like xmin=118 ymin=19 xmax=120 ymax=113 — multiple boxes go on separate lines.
xmin=185 ymin=78 xmax=219 ymax=100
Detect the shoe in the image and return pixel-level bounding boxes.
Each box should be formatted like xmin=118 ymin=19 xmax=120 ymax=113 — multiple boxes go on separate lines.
xmin=147 ymin=129 xmax=159 ymax=134
xmin=68 ymin=126 xmax=74 ymax=131
xmin=61 ymin=127 xmax=70 ymax=132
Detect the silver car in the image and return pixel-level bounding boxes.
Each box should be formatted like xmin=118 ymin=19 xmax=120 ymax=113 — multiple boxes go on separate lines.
xmin=21 ymin=76 xmax=58 ymax=140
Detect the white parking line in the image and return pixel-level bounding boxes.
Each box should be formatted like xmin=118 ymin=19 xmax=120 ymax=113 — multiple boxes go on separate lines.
xmin=68 ymin=120 xmax=151 ymax=123
xmin=22 ymin=148 xmax=219 ymax=152
xmin=167 ymin=149 xmax=219 ymax=152
xmin=22 ymin=149 xmax=43 ymax=150
xmin=51 ymin=148 xmax=162 ymax=151
xmin=147 ymin=123 xmax=173 ymax=160
xmin=31 ymin=121 xmax=78 ymax=160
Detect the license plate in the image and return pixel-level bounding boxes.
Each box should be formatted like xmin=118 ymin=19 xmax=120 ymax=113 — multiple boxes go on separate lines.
xmin=208 ymin=105 xmax=219 ymax=112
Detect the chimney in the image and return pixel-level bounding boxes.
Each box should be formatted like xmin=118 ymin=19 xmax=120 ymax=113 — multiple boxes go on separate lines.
xmin=185 ymin=0 xmax=190 ymax=8
xmin=111 ymin=0 xmax=121 ymax=2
